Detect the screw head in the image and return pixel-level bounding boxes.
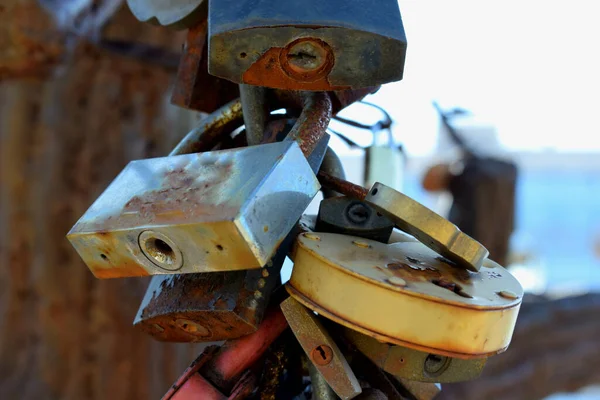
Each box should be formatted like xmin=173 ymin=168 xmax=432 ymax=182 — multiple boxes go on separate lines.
xmin=387 ymin=276 xmax=407 ymax=287
xmin=352 ymin=240 xmax=370 ymax=249
xmin=311 ymin=344 xmax=334 ymax=366
xmin=497 ymin=290 xmax=519 ymax=300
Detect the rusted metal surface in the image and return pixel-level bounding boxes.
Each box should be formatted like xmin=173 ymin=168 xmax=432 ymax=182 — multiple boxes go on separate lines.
xmin=208 ymin=0 xmax=407 ymax=89
xmin=316 ymin=196 xmax=394 ymax=243
xmin=261 ymin=116 xmax=331 ymax=174
xmin=200 ymin=306 xmax=289 ymax=393
xmin=279 ymin=38 xmax=334 ymax=83
xmin=330 ymin=87 xmax=380 ymax=114
xmin=269 ymin=88 xmax=378 ymax=116
xmin=171 ymin=98 xmax=243 ymax=154
xmin=317 ymin=171 xmax=369 ymax=199
xmin=0 ymin=4 xmax=205 ymax=399
xmin=281 ymin=297 xmax=362 ymax=399
xmin=285 ymin=92 xmax=332 ymax=157
xmin=0 ymin=0 xmax=64 ymax=80
xmin=134 ymin=241 xmax=286 ymax=342
xmin=343 ymin=328 xmax=487 ymax=383
xmin=288 ymin=233 xmax=523 ymax=359
xmin=395 ymin=378 xmax=441 ymax=400
xmin=228 ymin=371 xmax=257 ymax=400
xmin=241 ymin=44 xmax=344 ymax=91
xmin=320 ymin=147 xmax=346 ymax=198
xmin=257 ymin=334 xmax=291 ymax=400
xmin=170 ymin=19 xmax=239 ymax=113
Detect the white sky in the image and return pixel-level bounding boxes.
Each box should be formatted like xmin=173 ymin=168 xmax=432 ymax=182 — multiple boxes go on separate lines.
xmin=346 ymin=0 xmax=600 ymax=155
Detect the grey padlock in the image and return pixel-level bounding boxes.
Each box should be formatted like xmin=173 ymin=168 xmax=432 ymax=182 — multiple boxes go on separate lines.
xmin=208 ymin=0 xmax=407 ymax=90
xmin=67 ymin=141 xmax=319 ymax=278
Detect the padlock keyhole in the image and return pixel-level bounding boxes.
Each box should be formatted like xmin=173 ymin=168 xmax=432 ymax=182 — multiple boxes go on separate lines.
xmin=290 ymin=51 xmax=316 ymax=60
xmin=317 ymin=346 xmax=327 ymax=360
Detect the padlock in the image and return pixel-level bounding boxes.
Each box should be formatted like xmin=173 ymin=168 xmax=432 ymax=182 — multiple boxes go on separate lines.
xmin=208 ymin=0 xmax=407 ymax=90
xmin=133 ymin=135 xmax=329 ymax=342
xmin=288 ymin=232 xmax=523 ymax=359
xmin=364 ymin=182 xmax=488 ymax=272
xmin=317 ymin=174 xmax=489 ymax=272
xmin=315 ymin=196 xmax=394 ymax=243
xmin=280 ymin=296 xmax=362 ymax=399
xmin=342 ymin=328 xmax=487 ymax=383
xmin=134 ymin=237 xmax=287 ymax=342
xmin=67 ymin=141 xmax=319 ymax=278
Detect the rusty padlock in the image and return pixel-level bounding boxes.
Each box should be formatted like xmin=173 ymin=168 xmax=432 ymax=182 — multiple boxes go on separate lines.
xmin=67 ymin=141 xmax=319 ymax=278
xmin=208 ymin=0 xmax=407 ymax=90
xmin=135 ymin=238 xmax=287 ymax=342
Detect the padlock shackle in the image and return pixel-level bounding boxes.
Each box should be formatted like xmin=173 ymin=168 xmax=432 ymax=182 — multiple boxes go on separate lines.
xmin=284 ymin=92 xmax=332 ymax=157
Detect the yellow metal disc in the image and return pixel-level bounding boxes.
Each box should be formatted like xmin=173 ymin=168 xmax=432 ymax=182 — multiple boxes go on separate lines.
xmin=288 ymin=232 xmax=523 ymax=359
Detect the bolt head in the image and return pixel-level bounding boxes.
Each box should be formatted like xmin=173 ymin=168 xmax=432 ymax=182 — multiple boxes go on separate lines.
xmin=497 ymin=290 xmax=519 ymax=300
xmin=387 ymin=276 xmax=407 ymax=287
xmin=352 ymin=240 xmax=370 ymax=249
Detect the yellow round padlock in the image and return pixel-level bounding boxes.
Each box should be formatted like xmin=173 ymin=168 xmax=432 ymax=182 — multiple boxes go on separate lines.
xmin=287 ymin=232 xmax=523 ymax=359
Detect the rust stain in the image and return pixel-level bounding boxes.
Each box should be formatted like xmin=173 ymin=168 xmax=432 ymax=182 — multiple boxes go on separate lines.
xmin=120 ymin=159 xmax=237 ymax=226
xmin=386 ymin=261 xmax=442 ymax=282
xmin=171 ymin=20 xmax=239 ymax=113
xmin=317 ymin=171 xmax=368 ymax=199
xmin=242 ymin=47 xmax=349 ymax=91
xmin=279 ymin=38 xmax=334 ymax=82
xmin=91 ymin=261 xmax=149 ymax=279
xmin=135 ymin=269 xmax=271 ymax=342
xmin=84 ymin=230 xmax=150 ymax=279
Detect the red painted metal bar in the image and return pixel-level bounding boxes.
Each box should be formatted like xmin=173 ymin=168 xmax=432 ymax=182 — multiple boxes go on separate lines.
xmin=165 ymin=307 xmax=288 ymax=399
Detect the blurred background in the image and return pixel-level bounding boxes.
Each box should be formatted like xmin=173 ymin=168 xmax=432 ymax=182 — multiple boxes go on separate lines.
xmin=1 ymin=0 xmax=599 ymax=399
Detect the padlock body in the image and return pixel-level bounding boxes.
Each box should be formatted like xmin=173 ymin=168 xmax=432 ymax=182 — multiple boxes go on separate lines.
xmin=288 ymin=232 xmax=523 ymax=359
xmin=135 ymin=263 xmax=281 ymax=342
xmin=68 ymin=141 xmax=319 ymax=278
xmin=208 ymin=0 xmax=407 ymax=90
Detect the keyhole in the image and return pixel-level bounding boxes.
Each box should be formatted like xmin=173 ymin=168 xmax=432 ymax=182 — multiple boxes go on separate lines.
xmin=316 ymin=346 xmax=327 ymax=360
xmin=311 ymin=344 xmax=333 ymax=365
xmin=289 ymin=51 xmax=316 ymax=61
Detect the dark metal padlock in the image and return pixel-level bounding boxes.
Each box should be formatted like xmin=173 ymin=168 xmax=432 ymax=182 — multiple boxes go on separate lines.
xmin=316 ymin=196 xmax=394 ymax=243
xmin=208 ymin=0 xmax=407 ymax=90
xmin=135 ymin=246 xmax=285 ymax=342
